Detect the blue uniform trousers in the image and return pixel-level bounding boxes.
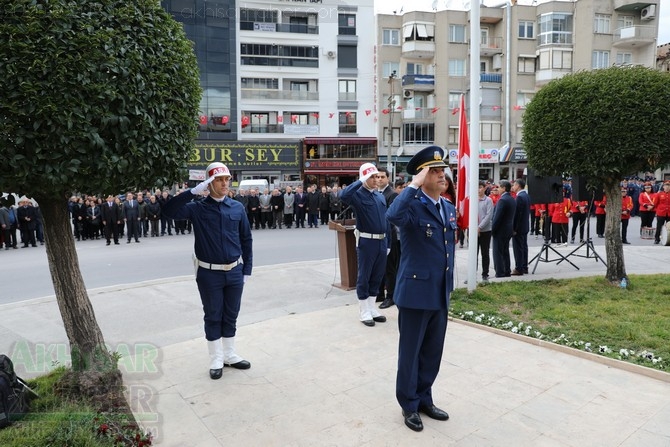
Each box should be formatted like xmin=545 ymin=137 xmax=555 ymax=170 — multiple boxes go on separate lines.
xmin=396 ymin=307 xmax=448 ymax=412
xmin=355 ymin=237 xmax=387 ymax=300
xmin=196 ymin=265 xmax=244 ymax=341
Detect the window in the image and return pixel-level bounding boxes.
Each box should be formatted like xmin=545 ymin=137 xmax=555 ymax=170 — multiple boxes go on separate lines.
xmin=240 ymin=44 xmax=319 ymax=67
xmin=448 ymin=92 xmax=462 ymax=111
xmin=383 ymin=29 xmax=400 ymax=45
xmin=382 ymin=127 xmax=401 ymax=147
xmin=449 ymin=24 xmax=466 ymax=43
xmin=338 ymin=80 xmax=356 ymax=101
xmin=339 ymin=14 xmax=356 ymax=35
xmin=448 ymin=127 xmax=458 ymax=144
xmin=616 ymin=15 xmax=634 ymax=30
xmin=538 ymin=13 xmax=573 ymax=45
xmin=516 ymin=92 xmax=534 ymax=108
xmin=539 ymin=49 xmax=572 ymax=70
xmin=406 ymin=63 xmax=423 ymax=75
xmin=383 ymin=62 xmax=400 ymax=78
xmin=480 ymin=123 xmax=501 ymax=142
xmin=518 ymin=57 xmax=536 ymax=73
xmin=592 ymin=51 xmax=610 ymax=69
xmin=403 ymin=123 xmax=434 ymax=144
xmin=240 ymin=8 xmax=277 ymax=23
xmin=339 ymin=112 xmax=357 ymax=134
xmin=448 ymin=59 xmax=466 ymax=77
xmin=518 ymin=21 xmax=534 ymax=39
xmin=594 ymin=14 xmax=611 ymax=34
xmin=481 ymin=27 xmax=489 ymax=46
xmin=616 ymin=52 xmax=633 ymax=65
xmin=241 ymin=78 xmax=279 ymax=89
xmin=337 ymin=45 xmax=357 ymax=69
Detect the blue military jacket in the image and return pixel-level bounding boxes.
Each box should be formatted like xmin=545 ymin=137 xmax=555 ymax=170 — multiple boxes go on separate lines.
xmin=386 ymin=186 xmax=457 ymax=310
xmin=162 ymin=191 xmax=253 ymax=276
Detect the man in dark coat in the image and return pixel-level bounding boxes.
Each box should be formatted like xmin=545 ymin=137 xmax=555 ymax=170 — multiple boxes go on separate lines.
xmin=511 ymin=179 xmax=531 ymax=275
xmin=491 ymin=180 xmax=515 ymax=278
xmin=101 ymin=194 xmax=123 ymax=245
xmin=16 ymin=197 xmax=38 ymax=247
xmin=123 ymin=192 xmax=141 ymax=243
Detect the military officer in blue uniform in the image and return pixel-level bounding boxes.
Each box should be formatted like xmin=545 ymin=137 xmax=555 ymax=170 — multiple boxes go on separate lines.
xmin=340 ymin=162 xmax=389 ymax=327
xmin=162 ymin=162 xmax=253 ymax=380
xmin=386 ymin=146 xmax=456 ymax=432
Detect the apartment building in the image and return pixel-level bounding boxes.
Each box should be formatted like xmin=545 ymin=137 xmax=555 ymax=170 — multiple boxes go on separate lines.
xmin=377 ymin=0 xmax=660 ymax=183
xmin=162 ymin=0 xmax=378 ymax=188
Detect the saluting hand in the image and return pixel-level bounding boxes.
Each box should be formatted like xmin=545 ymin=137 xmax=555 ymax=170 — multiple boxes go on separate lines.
xmin=191 ymin=175 xmax=216 ymax=195
xmin=410 ymin=166 xmax=430 ymax=188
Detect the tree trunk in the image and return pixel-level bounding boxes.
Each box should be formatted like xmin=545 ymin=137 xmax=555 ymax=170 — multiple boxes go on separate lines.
xmin=603 ymin=183 xmax=626 ymax=283
xmin=37 ymin=195 xmax=113 ymax=372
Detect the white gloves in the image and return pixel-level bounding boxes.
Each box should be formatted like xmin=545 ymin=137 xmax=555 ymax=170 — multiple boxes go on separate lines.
xmin=191 ymin=176 xmax=215 ymax=195
xmin=244 ymin=275 xmax=250 ymax=284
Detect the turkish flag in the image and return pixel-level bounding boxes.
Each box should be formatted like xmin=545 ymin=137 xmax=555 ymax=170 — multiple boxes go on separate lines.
xmin=241 ymin=115 xmax=250 ymax=127
xmin=291 ymin=114 xmax=298 ymax=124
xmin=382 ymin=109 xmax=390 ymax=115
xmin=329 ymin=113 xmax=334 ymax=118
xmin=311 ymin=113 xmax=320 ymax=119
xmin=365 ymin=110 xmax=371 ymax=116
xmin=456 ymin=95 xmax=470 ymax=230
xmin=277 ymin=116 xmax=283 ymax=123
xmin=221 ymin=115 xmax=229 ymax=125
xmin=431 ymin=107 xmax=439 ymax=114
xmin=199 ymin=115 xmax=207 ymax=125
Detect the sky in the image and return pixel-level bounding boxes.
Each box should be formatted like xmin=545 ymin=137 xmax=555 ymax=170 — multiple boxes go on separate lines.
xmin=374 ymin=0 xmax=670 ymax=46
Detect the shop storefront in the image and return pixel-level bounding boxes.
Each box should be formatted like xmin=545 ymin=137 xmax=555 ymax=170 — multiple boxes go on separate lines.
xmin=447 ymin=147 xmax=500 ymax=183
xmin=499 ymin=146 xmax=527 ymax=181
xmin=188 ymin=141 xmax=301 ymax=189
xmin=303 ymin=137 xmax=377 ymax=187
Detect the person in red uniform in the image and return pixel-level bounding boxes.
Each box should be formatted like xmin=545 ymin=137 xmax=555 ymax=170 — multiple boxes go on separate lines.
xmin=569 ymin=199 xmax=588 ymax=243
xmin=621 ymin=188 xmax=634 ymax=244
xmin=638 ymin=182 xmax=656 ymax=232
xmin=551 ymin=195 xmax=571 ymax=246
xmin=652 ymin=181 xmax=670 ymax=245
xmin=594 ymin=195 xmax=606 ymax=238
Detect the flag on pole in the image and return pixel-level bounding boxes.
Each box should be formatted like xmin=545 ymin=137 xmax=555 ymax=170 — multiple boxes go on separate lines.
xmin=457 ymin=94 xmax=470 ymax=230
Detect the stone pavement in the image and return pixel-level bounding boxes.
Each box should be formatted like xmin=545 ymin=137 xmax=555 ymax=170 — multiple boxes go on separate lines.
xmin=2 ymin=223 xmax=670 ymax=446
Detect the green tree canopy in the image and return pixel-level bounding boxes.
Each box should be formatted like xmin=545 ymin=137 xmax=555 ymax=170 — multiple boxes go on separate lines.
xmin=523 ymin=66 xmax=670 ymax=181
xmin=522 ymin=66 xmax=670 ymax=283
xmin=0 ymin=0 xmax=202 ymax=197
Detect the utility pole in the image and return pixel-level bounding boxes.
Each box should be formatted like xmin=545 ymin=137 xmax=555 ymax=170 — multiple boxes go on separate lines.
xmin=387 ymin=71 xmax=397 ymax=175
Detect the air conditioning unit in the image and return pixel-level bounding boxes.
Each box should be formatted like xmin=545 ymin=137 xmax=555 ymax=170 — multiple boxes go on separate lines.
xmin=403 ymin=89 xmax=413 ymax=98
xmin=326 ymin=50 xmax=336 ymax=59
xmin=641 ymin=5 xmax=656 ymax=20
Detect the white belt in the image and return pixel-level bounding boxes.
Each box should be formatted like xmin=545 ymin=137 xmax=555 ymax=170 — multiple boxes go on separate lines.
xmin=357 ymin=231 xmax=385 ymax=240
xmin=197 ymin=259 xmax=240 ymax=271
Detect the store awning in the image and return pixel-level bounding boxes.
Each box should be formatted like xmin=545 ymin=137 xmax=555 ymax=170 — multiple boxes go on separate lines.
xmin=303 ymin=137 xmax=377 ymax=145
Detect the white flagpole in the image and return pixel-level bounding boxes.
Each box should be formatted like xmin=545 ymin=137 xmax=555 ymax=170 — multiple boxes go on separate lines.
xmin=467 ymin=1 xmax=481 ymax=291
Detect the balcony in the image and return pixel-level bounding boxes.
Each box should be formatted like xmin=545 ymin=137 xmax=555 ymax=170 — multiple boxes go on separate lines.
xmin=403 ymin=108 xmax=436 ymax=122
xmin=402 ymin=40 xmax=435 ymax=59
xmin=613 ymin=26 xmax=656 ymax=49
xmin=613 ymin=0 xmax=656 ymax=12
xmin=480 ymin=72 xmax=502 ymax=83
xmin=480 ymin=37 xmax=503 ymax=57
xmin=241 ymin=89 xmax=319 ymax=101
xmin=241 ymin=124 xmax=285 ymax=134
xmin=401 ymin=74 xmax=435 ymax=92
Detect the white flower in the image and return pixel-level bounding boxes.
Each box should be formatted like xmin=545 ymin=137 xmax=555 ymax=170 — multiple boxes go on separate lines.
xmin=511 ymin=327 xmax=519 ymax=333
xmin=619 ymin=349 xmax=629 ymax=357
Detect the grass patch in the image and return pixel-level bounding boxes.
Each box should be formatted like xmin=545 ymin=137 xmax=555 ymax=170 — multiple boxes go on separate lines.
xmin=0 ymin=367 xmax=152 ymax=446
xmin=450 ymin=274 xmax=670 ymax=370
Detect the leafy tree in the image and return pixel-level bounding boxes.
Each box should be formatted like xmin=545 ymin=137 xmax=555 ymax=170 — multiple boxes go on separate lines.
xmin=523 ymin=67 xmax=670 ymax=283
xmin=0 ymin=0 xmax=201 ymax=399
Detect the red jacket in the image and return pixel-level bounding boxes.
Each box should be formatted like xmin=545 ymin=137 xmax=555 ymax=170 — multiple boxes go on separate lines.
xmin=638 ymin=190 xmax=656 ymax=212
xmin=552 ymin=198 xmax=571 ymax=224
xmin=621 ymin=195 xmax=633 ymax=220
xmin=594 ymin=196 xmax=606 ymax=215
xmin=654 ymin=190 xmax=670 ymax=218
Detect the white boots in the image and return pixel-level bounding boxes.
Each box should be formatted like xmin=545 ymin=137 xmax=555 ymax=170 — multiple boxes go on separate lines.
xmin=359 ymin=297 xmax=387 ymax=327
xmin=207 ymin=337 xmax=250 ymax=379
xmin=207 ymin=339 xmax=224 ymax=380
xmin=222 ymin=337 xmax=251 ymax=370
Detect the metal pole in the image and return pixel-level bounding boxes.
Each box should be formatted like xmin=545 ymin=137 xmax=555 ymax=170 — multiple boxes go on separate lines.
xmin=387 ymin=71 xmax=397 ymax=174
xmin=467 ymin=1 xmax=481 ymax=291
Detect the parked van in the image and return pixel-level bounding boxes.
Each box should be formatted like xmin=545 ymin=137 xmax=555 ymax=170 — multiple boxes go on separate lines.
xmin=237 ymin=179 xmax=269 ymax=192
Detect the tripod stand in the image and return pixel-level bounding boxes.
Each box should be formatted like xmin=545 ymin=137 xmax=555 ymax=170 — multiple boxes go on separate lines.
xmin=529 ymin=237 xmax=580 ymax=273
xmin=558 ymin=192 xmax=605 ymax=266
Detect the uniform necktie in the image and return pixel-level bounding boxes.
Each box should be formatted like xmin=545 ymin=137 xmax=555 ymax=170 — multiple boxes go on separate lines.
xmin=436 ymin=201 xmax=445 ymax=224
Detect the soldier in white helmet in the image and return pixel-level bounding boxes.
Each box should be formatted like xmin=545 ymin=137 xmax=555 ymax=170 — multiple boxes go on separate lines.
xmin=340 ymin=163 xmax=389 ymax=327
xmin=162 ymin=162 xmax=253 ymax=380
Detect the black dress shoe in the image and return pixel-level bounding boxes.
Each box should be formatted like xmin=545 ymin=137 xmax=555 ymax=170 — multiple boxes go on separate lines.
xmin=379 ymin=298 xmax=395 ymax=309
xmin=361 ymin=319 xmax=375 ymax=327
xmin=209 ymin=368 xmax=223 ymax=380
xmin=372 ymin=315 xmax=387 ymax=323
xmin=419 ymin=404 xmax=449 ymax=421
xmin=511 ymin=269 xmax=523 ymax=276
xmin=402 ymin=411 xmax=423 ymax=432
xmin=224 ymin=360 xmax=251 ymax=370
